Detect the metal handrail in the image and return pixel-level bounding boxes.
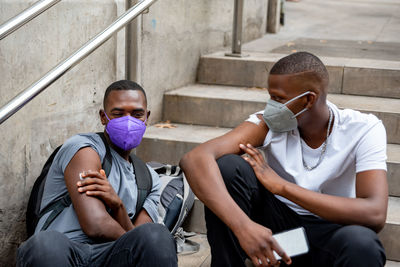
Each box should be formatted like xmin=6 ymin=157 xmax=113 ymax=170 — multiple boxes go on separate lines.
xmin=0 ymin=0 xmax=61 ymax=40
xmin=0 ymin=0 xmax=158 ymax=125
xmin=226 ymin=0 xmax=244 ymax=57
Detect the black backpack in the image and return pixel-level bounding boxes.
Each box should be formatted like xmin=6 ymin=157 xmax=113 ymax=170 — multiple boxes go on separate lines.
xmin=26 ymin=132 xmax=152 ymax=238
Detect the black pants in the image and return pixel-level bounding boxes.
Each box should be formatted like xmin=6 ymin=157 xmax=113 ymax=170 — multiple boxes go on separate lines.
xmin=17 ymin=223 xmax=177 ymax=267
xmin=205 ymin=154 xmax=386 ymax=267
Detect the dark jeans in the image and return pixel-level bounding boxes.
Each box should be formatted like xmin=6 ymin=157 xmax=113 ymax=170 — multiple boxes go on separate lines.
xmin=17 ymin=223 xmax=177 ymax=267
xmin=205 ymin=154 xmax=386 ymax=267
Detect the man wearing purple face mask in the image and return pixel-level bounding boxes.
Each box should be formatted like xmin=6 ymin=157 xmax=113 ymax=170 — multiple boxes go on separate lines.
xmin=17 ymin=80 xmax=178 ymax=267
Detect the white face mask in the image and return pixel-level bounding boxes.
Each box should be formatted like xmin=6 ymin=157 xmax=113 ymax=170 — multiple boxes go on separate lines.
xmin=262 ymin=91 xmax=310 ymax=132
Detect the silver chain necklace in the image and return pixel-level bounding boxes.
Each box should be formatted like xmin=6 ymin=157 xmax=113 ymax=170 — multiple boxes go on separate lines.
xmin=302 ymin=107 xmax=333 ymax=171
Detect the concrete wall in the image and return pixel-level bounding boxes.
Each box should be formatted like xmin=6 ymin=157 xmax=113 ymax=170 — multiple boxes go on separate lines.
xmin=0 ymin=0 xmax=267 ymax=265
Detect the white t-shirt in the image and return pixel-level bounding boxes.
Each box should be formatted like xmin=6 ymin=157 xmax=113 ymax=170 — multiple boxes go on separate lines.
xmin=246 ymin=102 xmax=387 ymax=216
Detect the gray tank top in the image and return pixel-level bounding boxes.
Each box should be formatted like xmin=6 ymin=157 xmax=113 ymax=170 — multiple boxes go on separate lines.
xmin=35 ymin=133 xmax=160 ymax=243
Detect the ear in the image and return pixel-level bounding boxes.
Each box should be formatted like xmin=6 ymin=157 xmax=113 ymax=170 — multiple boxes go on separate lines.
xmin=145 ymin=110 xmax=151 ymax=125
xmin=99 ymin=109 xmax=107 ymax=125
xmin=305 ymin=92 xmax=317 ymax=109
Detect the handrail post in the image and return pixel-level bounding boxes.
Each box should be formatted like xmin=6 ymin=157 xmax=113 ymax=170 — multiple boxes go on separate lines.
xmin=225 ymin=0 xmax=247 ymax=58
xmin=126 ymin=0 xmax=142 ymax=83
xmin=0 ymin=0 xmax=61 ymax=41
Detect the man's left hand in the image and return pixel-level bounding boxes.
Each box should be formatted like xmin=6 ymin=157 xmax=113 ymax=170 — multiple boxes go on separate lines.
xmin=240 ymin=143 xmax=288 ymax=195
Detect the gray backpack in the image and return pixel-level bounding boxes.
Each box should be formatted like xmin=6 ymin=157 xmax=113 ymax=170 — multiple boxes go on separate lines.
xmin=148 ymin=162 xmax=199 ymax=254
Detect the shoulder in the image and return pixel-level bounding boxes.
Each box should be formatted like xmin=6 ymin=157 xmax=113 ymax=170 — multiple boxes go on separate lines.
xmin=56 ymin=133 xmax=106 ymax=172
xmin=63 ymin=133 xmax=103 ymax=148
xmin=329 ymin=102 xmax=383 ymax=134
xmin=62 ymin=133 xmax=106 ymax=153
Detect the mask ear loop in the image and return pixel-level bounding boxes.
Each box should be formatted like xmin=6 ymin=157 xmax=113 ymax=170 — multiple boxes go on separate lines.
xmin=292 ymin=107 xmax=308 ymax=118
xmin=141 ymin=113 xmax=147 ymax=124
xmin=104 ymin=111 xmax=111 ymax=122
xmin=283 ymin=91 xmax=311 ymax=118
xmin=284 ymin=91 xmax=311 ymax=106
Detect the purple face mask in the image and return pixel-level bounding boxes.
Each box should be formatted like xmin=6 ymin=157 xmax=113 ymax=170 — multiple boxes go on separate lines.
xmin=104 ymin=112 xmax=147 ymax=151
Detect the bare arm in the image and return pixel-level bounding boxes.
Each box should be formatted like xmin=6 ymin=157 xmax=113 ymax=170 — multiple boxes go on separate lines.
xmin=180 ymin=122 xmax=265 ymax=231
xmin=282 ymin=170 xmax=387 ymax=231
xmin=180 ymin=121 xmax=291 ymax=266
xmin=242 ymin=144 xmax=388 ymax=232
xmin=132 ymin=209 xmax=153 ymax=226
xmin=64 ymin=147 xmax=132 ymax=240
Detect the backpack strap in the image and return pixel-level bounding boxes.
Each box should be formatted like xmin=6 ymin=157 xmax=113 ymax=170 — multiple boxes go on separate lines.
xmin=97 ymin=133 xmax=153 ymax=213
xmin=39 ymin=133 xmax=113 ymax=232
xmin=98 ymin=132 xmax=152 ymax=215
xmin=39 ymin=192 xmax=71 ymax=231
xmin=130 ymin=153 xmax=153 ymax=221
xmin=96 ymin=132 xmax=112 ymax=176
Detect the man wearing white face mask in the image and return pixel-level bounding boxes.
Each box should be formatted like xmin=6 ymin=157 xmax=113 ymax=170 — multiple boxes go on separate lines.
xmin=180 ymin=52 xmax=387 ymax=267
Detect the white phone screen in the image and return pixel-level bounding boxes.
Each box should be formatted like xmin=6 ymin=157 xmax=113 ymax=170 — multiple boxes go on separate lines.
xmin=272 ymin=227 xmax=309 ymax=260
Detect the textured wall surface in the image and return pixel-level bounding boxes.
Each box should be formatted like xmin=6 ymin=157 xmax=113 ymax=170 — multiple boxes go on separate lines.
xmin=0 ymin=0 xmax=267 ymax=265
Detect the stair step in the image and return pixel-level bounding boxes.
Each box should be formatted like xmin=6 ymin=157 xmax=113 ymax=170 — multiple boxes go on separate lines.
xmin=136 ymin=124 xmax=231 ymax=165
xmin=386 ymin=261 xmax=400 ymax=267
xmin=163 ymin=84 xmax=268 ymax=128
xmin=178 ymin=234 xmax=210 ymax=267
xmin=164 ymin=85 xmax=400 ymax=144
xmin=380 ymin=196 xmax=400 ymax=261
xmin=197 ymin=52 xmax=400 ymax=99
xmin=183 ymin=197 xmax=400 ymax=262
xmin=388 ymin=144 xmax=400 ymax=197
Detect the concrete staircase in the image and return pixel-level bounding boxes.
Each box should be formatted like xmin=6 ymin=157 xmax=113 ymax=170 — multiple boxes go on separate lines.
xmin=136 ymin=45 xmax=400 ymax=265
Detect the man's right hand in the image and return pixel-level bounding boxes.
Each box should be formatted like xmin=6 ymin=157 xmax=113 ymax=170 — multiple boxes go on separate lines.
xmin=235 ymin=221 xmax=291 ymax=266
xmin=77 ymin=169 xmax=122 ymax=212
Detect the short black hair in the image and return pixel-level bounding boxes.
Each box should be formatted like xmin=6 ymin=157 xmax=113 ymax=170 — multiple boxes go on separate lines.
xmin=270 ymin=52 xmax=329 ymax=87
xmin=103 ymin=80 xmax=147 ymax=108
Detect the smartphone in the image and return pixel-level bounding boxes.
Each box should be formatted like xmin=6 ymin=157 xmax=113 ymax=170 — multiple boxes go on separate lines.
xmin=272 ymin=227 xmax=309 ymax=260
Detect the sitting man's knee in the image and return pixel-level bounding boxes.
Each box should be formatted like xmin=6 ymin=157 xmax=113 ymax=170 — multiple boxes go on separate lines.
xmin=216 ymin=154 xmax=250 ymax=183
xmin=20 ymin=231 xmax=66 ymax=253
xmin=332 ymin=225 xmax=385 ymax=265
xmin=216 ymin=154 xmax=258 ymax=196
xmin=17 ymin=231 xmax=70 ymax=266
xmin=131 ymin=223 xmax=177 ymax=257
xmin=337 ymin=225 xmax=381 ymax=249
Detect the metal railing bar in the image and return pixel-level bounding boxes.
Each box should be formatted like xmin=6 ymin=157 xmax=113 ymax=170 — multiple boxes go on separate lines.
xmin=0 ymin=0 xmax=158 ymax=125
xmin=0 ymin=0 xmax=61 ymax=41
xmin=232 ymin=0 xmax=243 ymax=54
xmin=225 ymin=0 xmax=246 ymax=57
